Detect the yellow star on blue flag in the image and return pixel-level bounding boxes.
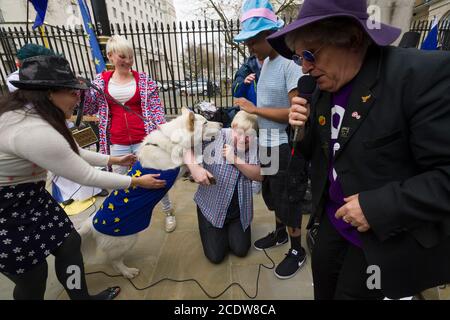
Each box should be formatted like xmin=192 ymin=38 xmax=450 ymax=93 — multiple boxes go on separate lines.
xmin=77 ymin=0 xmax=106 ymax=73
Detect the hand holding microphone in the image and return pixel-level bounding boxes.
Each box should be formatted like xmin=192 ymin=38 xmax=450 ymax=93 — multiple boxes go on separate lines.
xmin=291 ymin=75 xmax=316 ymax=143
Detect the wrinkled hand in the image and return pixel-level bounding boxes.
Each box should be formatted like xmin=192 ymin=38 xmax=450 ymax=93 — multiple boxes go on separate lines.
xmin=289 ymin=96 xmax=310 ymax=128
xmin=222 ymin=144 xmax=236 ymax=163
xmin=244 ymin=73 xmax=256 ymax=84
xmin=134 ymin=174 xmax=166 ymax=189
xmin=335 ymin=194 xmax=370 ymax=232
xmin=114 ymin=154 xmax=137 ymax=167
xmin=189 ymin=165 xmax=215 ymax=186
xmin=235 ymin=97 xmax=257 ymax=114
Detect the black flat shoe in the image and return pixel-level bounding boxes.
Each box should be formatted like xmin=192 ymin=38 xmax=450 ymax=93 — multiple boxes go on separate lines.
xmin=97 ymin=286 xmax=121 ymax=300
xmin=61 ymin=199 xmax=74 ymax=206
xmin=96 ymin=189 xmax=110 ymax=197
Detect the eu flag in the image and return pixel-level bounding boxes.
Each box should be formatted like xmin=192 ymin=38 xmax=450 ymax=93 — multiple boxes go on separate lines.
xmin=78 ymin=0 xmax=106 ymax=73
xmin=421 ymin=19 xmax=439 ymax=50
xmin=28 ymin=0 xmax=48 ymax=29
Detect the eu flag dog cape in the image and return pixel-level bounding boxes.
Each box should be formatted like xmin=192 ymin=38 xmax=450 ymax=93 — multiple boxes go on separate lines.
xmin=93 ymin=161 xmax=180 ymax=236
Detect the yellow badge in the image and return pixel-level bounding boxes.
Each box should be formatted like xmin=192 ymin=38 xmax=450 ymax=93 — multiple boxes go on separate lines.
xmin=362 ymin=95 xmax=371 ymax=103
xmin=124 ymin=198 xmax=129 ymax=204
xmin=319 ymin=116 xmax=326 ymax=126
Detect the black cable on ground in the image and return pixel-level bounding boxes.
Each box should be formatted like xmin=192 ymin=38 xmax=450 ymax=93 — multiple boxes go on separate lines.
xmin=85 ymin=248 xmax=276 ymax=299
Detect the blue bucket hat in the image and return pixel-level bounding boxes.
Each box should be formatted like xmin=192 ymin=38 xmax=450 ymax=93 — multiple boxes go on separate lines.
xmin=234 ymin=0 xmax=284 ymax=43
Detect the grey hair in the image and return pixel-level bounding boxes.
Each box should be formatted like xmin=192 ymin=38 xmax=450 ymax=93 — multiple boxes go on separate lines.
xmin=285 ymin=17 xmax=372 ymax=53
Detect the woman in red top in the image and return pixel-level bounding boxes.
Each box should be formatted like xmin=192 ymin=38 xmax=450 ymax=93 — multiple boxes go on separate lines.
xmin=84 ymin=35 xmax=176 ymax=233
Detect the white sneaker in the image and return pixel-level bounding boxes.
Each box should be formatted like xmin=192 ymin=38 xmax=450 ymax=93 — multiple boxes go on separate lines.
xmin=164 ymin=209 xmax=176 ymax=233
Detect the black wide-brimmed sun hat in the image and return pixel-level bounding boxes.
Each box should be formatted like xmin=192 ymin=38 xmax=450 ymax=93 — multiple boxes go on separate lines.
xmin=267 ymin=0 xmax=402 ymax=59
xmin=10 ymin=55 xmax=88 ymax=90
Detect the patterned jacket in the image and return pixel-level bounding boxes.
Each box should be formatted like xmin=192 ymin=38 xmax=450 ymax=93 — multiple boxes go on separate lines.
xmin=83 ymin=71 xmax=166 ymax=155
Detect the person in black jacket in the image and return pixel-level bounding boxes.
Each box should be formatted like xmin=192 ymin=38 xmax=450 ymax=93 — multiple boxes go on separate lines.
xmin=267 ymin=0 xmax=450 ymax=299
xmin=232 ymin=55 xmax=262 ymax=103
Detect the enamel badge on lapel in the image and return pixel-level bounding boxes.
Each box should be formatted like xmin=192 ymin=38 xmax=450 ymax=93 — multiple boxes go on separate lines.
xmin=361 ymin=94 xmax=371 ymax=103
xmin=351 ymin=111 xmax=361 ymax=120
xmin=318 ymin=116 xmax=326 ymax=126
xmin=340 ymin=127 xmax=350 ymax=138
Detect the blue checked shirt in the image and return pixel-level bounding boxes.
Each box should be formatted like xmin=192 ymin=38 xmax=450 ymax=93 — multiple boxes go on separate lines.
xmin=194 ymin=128 xmax=259 ymax=230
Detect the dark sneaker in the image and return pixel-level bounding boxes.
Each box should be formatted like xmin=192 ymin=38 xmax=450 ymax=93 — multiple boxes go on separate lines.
xmin=96 ymin=189 xmax=110 ymax=197
xmin=274 ymin=248 xmax=307 ymax=279
xmin=253 ymin=230 xmax=288 ymax=251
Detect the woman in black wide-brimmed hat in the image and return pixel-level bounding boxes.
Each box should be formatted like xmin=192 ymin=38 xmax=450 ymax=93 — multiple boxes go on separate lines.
xmin=267 ymin=0 xmax=450 ymax=299
xmin=0 ymin=55 xmax=167 ymax=300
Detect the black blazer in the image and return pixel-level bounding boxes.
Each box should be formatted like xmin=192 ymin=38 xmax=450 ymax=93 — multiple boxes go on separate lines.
xmin=297 ymin=45 xmax=450 ymax=298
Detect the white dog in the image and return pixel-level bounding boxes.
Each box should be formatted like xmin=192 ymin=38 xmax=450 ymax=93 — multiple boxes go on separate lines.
xmin=78 ymin=108 xmax=221 ymax=278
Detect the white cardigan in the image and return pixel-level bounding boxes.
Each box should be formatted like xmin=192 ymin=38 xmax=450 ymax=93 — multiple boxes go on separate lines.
xmin=0 ymin=108 xmax=131 ymax=189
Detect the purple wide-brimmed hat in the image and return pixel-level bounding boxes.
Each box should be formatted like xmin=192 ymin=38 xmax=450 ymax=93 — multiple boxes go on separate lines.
xmin=267 ymin=0 xmax=402 ymax=59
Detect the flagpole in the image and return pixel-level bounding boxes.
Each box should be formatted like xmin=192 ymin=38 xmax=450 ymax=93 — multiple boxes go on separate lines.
xmin=39 ymin=25 xmax=50 ymax=49
xmin=90 ymin=0 xmax=112 ymax=69
xmin=26 ymin=0 xmax=31 ymax=42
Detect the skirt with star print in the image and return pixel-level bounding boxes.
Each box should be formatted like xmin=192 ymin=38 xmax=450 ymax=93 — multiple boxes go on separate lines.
xmin=0 ymin=181 xmax=74 ymax=275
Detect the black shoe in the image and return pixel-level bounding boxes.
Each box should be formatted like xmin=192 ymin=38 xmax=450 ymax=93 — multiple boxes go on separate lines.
xmin=96 ymin=189 xmax=109 ymax=197
xmin=93 ymin=286 xmax=121 ymax=300
xmin=274 ymin=248 xmax=306 ymax=279
xmin=253 ymin=230 xmax=288 ymax=251
xmin=61 ymin=199 xmax=74 ymax=206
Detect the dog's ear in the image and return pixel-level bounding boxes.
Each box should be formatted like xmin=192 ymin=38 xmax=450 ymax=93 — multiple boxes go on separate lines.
xmin=187 ymin=111 xmax=195 ymax=132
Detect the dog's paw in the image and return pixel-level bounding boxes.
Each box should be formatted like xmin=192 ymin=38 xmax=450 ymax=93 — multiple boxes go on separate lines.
xmin=122 ymin=267 xmax=140 ymax=279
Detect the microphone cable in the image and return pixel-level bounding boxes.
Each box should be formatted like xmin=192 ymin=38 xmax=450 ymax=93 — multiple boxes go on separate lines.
xmin=85 ymin=248 xmax=276 ymax=299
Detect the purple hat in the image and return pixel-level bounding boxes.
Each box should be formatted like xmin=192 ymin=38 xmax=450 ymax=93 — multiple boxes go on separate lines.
xmin=267 ymin=0 xmax=402 ymax=59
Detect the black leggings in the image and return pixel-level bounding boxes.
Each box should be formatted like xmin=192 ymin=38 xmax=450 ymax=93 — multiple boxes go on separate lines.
xmin=4 ymin=230 xmax=94 ymax=300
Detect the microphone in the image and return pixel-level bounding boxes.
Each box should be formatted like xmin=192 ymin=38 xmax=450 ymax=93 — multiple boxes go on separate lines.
xmin=78 ymin=76 xmax=98 ymax=91
xmin=292 ymin=75 xmax=317 ymax=143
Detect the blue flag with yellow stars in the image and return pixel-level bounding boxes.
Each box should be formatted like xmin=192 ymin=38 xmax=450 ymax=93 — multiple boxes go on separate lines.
xmin=77 ymin=0 xmax=106 ymax=73
xmin=93 ymin=162 xmax=180 ymax=236
xmin=29 ymin=0 xmax=48 ymax=29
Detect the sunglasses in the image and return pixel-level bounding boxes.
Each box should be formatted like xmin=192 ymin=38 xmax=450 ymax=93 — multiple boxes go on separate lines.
xmin=292 ymin=45 xmax=324 ymax=67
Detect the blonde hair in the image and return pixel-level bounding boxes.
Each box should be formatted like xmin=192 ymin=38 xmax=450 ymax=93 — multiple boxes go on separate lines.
xmin=106 ymin=35 xmax=134 ymax=58
xmin=231 ymin=111 xmax=258 ymax=134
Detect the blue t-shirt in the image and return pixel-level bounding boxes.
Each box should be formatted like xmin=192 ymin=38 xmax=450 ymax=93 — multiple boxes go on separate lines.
xmin=93 ymin=161 xmax=180 ymax=236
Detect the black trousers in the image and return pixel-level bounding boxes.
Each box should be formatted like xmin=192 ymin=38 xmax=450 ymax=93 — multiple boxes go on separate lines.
xmin=197 ymin=187 xmax=251 ymax=264
xmin=311 ymin=212 xmax=384 ymax=300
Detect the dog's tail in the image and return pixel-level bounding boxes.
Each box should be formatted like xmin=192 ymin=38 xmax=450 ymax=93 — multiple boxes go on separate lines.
xmin=77 ymin=215 xmax=94 ymax=239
